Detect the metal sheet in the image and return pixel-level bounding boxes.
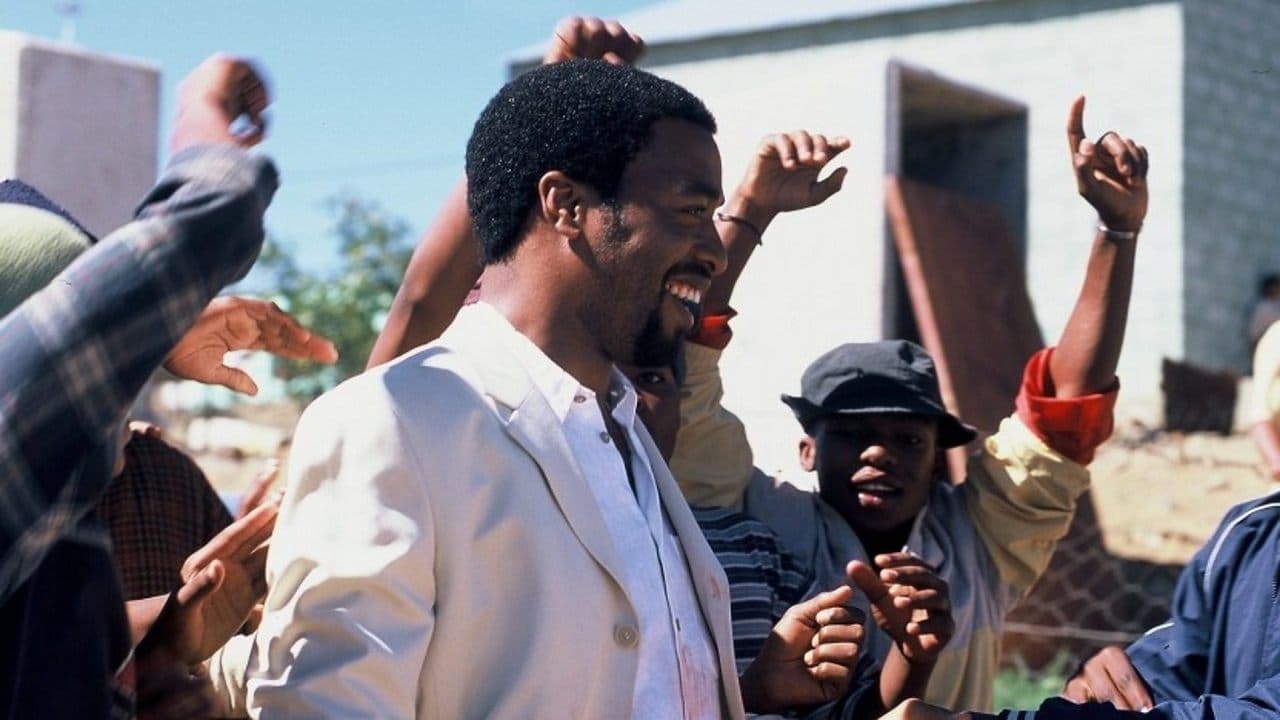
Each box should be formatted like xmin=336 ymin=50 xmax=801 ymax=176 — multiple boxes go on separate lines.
xmin=885 ymin=175 xmax=1043 ymax=437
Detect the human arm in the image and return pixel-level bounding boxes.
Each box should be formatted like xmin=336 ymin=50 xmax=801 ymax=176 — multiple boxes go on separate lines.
xmin=847 ymin=555 xmax=954 ymax=714
xmin=0 ymin=55 xmax=277 ymax=602
xmin=1049 ymin=96 xmax=1146 ymax=398
xmin=671 ymin=131 xmax=849 ymax=507
xmin=961 ymin=97 xmax=1145 ymax=591
xmin=704 ymin=130 xmax=849 ymax=316
xmin=246 ymin=386 xmax=436 ymax=717
xmin=366 ymin=17 xmax=644 ymax=368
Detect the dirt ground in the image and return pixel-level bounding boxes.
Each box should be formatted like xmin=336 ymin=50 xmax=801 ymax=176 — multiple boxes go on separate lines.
xmin=1087 ymin=420 xmax=1273 ymax=565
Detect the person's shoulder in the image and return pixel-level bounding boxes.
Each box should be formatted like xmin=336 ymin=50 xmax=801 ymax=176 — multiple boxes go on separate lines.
xmin=747 ymin=469 xmax=815 ymax=503
xmin=693 ymin=505 xmax=778 ymax=543
xmin=300 ymin=343 xmax=487 ymax=437
xmin=1217 ymin=489 xmax=1280 ymax=532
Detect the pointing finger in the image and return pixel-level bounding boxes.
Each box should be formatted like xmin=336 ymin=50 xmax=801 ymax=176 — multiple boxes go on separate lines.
xmin=1067 ymin=95 xmax=1087 ymax=157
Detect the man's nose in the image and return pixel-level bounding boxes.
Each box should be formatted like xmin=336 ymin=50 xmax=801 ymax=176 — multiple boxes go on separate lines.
xmin=691 ymin=217 xmax=728 ymax=277
xmin=860 ymin=443 xmax=893 ymax=467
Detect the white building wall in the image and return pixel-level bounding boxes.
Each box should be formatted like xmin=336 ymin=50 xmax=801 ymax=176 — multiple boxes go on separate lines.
xmin=0 ymin=32 xmax=158 ymax=238
xmin=638 ymin=1 xmax=1183 ymax=476
xmin=1181 ymin=0 xmax=1280 ymax=373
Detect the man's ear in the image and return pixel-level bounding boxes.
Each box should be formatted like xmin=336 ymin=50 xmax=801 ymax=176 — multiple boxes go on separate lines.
xmin=536 ymin=170 xmax=588 ymax=239
xmin=798 ymin=435 xmax=817 ymax=472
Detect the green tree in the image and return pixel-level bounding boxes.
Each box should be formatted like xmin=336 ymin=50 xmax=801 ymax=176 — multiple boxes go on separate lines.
xmin=256 ymin=194 xmax=414 ymax=399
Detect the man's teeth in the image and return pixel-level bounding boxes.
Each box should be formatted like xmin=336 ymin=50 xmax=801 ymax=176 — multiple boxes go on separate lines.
xmin=666 ymin=282 xmax=703 ymax=305
xmin=859 ymin=482 xmax=896 ymax=493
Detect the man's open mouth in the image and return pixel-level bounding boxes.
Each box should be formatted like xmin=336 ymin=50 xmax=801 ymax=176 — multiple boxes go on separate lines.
xmin=665 ymin=279 xmax=705 ymax=326
xmin=852 ymin=475 xmax=902 ymax=507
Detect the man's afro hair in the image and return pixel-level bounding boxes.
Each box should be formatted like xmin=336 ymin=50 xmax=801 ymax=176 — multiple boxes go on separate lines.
xmin=465 ymin=59 xmax=715 ymax=265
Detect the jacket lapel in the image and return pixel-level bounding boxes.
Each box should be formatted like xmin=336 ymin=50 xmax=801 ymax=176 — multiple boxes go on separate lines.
xmin=441 ymin=306 xmax=632 ymax=605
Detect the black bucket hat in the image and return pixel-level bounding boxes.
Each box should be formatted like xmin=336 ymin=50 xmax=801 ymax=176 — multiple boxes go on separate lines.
xmin=781 ymin=340 xmax=976 ymax=448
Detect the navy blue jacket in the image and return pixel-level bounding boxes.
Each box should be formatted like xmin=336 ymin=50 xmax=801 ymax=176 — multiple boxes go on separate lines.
xmin=988 ymin=490 xmax=1280 ymax=719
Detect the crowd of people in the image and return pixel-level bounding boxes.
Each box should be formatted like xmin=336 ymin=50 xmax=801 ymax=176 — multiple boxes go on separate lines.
xmin=1 ymin=14 xmax=1277 ymax=720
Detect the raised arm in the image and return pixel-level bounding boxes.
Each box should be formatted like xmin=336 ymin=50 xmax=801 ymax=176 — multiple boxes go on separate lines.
xmin=672 ymin=131 xmax=848 ymax=507
xmin=0 ymin=56 xmax=277 ymax=602
xmin=366 ymin=17 xmax=645 ymax=368
xmin=1049 ymin=96 xmax=1147 ymax=398
xmin=705 ymin=131 xmax=849 ymax=316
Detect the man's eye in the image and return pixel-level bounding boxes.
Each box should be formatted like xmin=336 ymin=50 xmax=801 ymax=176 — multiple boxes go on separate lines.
xmin=899 ymin=434 xmax=923 ymax=447
xmin=637 ymin=371 xmax=666 ymax=386
xmin=683 ymin=206 xmax=708 ymax=218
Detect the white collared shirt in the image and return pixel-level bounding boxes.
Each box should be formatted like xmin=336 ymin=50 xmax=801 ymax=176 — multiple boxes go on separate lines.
xmin=487 ymin=303 xmax=721 ymax=719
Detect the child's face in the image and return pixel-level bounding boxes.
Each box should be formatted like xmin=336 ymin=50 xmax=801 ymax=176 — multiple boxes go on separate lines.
xmin=805 ymin=413 xmax=940 ymax=538
xmin=619 ymin=362 xmax=681 ymax=462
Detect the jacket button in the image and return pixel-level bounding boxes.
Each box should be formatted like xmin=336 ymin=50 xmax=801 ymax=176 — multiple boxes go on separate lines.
xmin=614 ymin=624 xmax=639 ymax=648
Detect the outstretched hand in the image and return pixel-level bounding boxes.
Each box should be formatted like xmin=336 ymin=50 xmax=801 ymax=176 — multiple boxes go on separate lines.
xmin=164 ymin=296 xmax=338 ymax=395
xmin=848 ymin=554 xmax=953 ymax=666
xmin=543 ymin=16 xmax=645 ymax=65
xmin=735 ymin=131 xmax=850 ymax=219
xmin=739 ymin=585 xmax=866 ymax=713
xmin=1067 ymin=96 xmax=1148 ymax=232
xmin=138 ymin=501 xmax=278 ymax=666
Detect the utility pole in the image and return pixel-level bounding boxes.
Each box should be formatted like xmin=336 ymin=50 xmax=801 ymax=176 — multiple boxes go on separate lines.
xmin=54 ymin=1 xmax=80 ymax=45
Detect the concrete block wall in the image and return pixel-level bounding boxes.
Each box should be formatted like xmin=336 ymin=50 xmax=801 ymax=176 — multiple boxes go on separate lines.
xmin=0 ymin=32 xmax=158 ymax=238
xmin=1181 ymin=0 xmax=1280 ymax=373
xmin=632 ymin=0 xmax=1183 ymax=475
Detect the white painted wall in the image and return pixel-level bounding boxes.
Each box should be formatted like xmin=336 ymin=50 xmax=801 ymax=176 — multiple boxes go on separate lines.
xmin=0 ymin=32 xmax=158 ymax=238
xmin=635 ymin=2 xmax=1183 ymax=477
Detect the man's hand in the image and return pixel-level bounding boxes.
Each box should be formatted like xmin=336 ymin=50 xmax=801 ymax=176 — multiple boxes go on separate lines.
xmin=171 ymin=54 xmax=270 ymax=154
xmin=739 ymin=585 xmax=865 ymax=713
xmin=163 ymin=296 xmax=338 ymax=396
xmin=135 ymin=660 xmax=215 ymax=720
xmin=1063 ymin=645 xmax=1154 ymax=711
xmin=848 ymin=555 xmax=953 ymax=666
xmin=1066 ymin=96 xmax=1148 ymax=232
xmin=138 ymin=501 xmax=277 ymax=666
xmin=543 ymin=16 xmax=645 ymax=65
xmin=725 ymin=131 xmax=850 ymax=233
xmin=236 ymin=459 xmax=281 ymax=519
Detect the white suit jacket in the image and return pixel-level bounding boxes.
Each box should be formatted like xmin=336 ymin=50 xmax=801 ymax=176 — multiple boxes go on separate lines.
xmin=246 ymin=305 xmax=745 ymax=719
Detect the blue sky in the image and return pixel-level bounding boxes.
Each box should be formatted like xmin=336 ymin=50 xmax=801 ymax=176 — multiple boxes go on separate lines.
xmin=0 ymin=1 xmax=650 ymax=272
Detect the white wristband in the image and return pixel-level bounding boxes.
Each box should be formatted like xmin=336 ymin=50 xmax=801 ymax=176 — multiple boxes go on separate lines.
xmin=1097 ymin=221 xmax=1140 ymax=240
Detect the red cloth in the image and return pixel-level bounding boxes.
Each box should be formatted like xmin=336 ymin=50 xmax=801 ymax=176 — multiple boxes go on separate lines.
xmin=1015 ymin=346 xmax=1118 ymax=465
xmin=688 ymin=310 xmax=736 ymax=350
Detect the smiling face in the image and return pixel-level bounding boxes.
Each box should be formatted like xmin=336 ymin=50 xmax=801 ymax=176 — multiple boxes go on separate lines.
xmin=803 ymin=413 xmax=942 ymax=551
xmin=580 ymin=118 xmax=726 ymax=370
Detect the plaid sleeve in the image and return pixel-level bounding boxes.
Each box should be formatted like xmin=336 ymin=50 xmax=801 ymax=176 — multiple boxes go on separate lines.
xmin=0 ymin=144 xmax=278 ymax=602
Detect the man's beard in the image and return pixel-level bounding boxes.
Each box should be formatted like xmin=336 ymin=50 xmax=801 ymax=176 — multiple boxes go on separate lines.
xmin=631 ymin=305 xmax=681 ymax=368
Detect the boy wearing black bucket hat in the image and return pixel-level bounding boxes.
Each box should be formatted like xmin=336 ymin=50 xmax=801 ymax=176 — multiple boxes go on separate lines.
xmin=672 ymin=96 xmax=1147 ymax=712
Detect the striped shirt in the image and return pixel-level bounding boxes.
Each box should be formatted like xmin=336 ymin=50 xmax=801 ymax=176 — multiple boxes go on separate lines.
xmin=693 ymin=505 xmax=813 ymax=674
